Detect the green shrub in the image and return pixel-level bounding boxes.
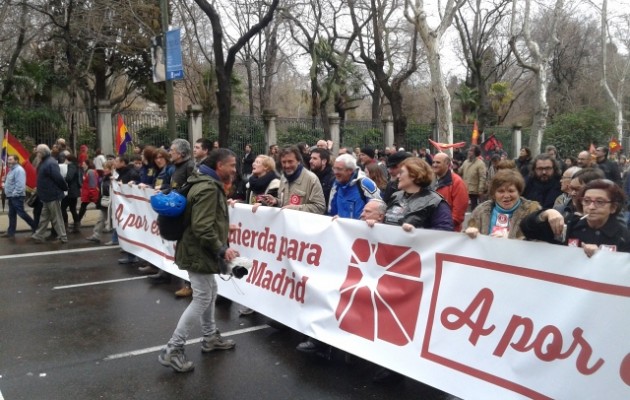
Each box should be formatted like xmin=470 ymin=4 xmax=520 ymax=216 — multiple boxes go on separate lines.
xmin=544 ymin=109 xmax=616 ymax=158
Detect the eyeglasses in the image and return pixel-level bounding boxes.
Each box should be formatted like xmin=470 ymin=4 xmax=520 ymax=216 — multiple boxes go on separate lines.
xmin=581 ymin=198 xmax=612 ymax=208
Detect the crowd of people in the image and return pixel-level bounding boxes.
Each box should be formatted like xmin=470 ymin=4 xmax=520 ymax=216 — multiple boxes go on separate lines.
xmin=2 ymin=136 xmax=630 ymax=379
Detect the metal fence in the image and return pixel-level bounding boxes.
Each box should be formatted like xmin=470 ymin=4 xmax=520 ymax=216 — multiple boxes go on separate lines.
xmin=4 ymin=106 xmax=539 ymax=159
xmin=3 ymin=107 xmax=95 ymax=154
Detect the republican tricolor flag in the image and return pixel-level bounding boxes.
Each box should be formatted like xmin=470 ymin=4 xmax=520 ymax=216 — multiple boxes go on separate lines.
xmin=471 ymin=120 xmax=479 ymax=145
xmin=115 ymin=114 xmax=132 ymax=155
xmin=609 ymin=136 xmax=622 ymax=153
xmin=1 ymin=130 xmax=37 ymax=190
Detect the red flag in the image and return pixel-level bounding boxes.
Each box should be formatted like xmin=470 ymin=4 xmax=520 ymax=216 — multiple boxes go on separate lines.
xmin=428 ymin=139 xmax=467 ymax=153
xmin=1 ymin=130 xmax=37 ymax=190
xmin=115 ymin=114 xmax=132 ymax=155
xmin=609 ymin=136 xmax=622 ymax=153
xmin=471 ymin=120 xmax=479 ymax=145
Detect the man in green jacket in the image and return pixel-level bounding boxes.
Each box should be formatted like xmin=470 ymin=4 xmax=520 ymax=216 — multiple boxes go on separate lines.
xmin=159 ymin=148 xmax=239 ymax=373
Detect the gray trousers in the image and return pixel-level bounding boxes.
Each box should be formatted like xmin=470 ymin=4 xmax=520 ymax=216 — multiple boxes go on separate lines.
xmin=33 ymin=200 xmax=67 ymax=240
xmin=168 ymin=272 xmax=218 ymax=347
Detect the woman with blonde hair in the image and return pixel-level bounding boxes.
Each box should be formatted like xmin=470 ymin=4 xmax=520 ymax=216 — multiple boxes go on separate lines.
xmin=245 ymin=155 xmax=280 ymax=205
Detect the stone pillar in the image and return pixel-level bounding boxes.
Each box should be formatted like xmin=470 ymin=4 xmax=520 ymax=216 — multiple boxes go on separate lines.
xmin=263 ymin=109 xmax=277 ymax=150
xmin=328 ymin=113 xmax=340 ymax=155
xmin=512 ymin=123 xmax=522 ymax=158
xmin=187 ymin=105 xmax=203 ymax=144
xmin=97 ymin=101 xmax=114 ymax=155
xmin=383 ymin=117 xmax=394 ymax=149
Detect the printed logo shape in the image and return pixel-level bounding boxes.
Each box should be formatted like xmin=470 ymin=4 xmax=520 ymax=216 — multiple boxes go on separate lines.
xmin=335 ymin=239 xmax=423 ymax=345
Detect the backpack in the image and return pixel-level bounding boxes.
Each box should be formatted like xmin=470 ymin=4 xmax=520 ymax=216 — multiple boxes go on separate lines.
xmin=156 ymin=182 xmax=195 ymax=241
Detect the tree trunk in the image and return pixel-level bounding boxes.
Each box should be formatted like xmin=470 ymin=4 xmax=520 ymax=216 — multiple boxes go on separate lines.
xmin=216 ymin=68 xmax=232 ymax=147
xmin=390 ymin=91 xmax=407 ymax=147
xmin=245 ymin=53 xmax=255 ymax=116
xmin=426 ymin=46 xmax=454 ymax=146
xmin=528 ymin=69 xmax=548 ymax=155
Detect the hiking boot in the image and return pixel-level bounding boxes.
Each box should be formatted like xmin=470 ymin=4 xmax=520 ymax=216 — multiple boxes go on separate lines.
xmin=174 ymin=286 xmax=193 ymax=297
xmin=158 ymin=346 xmax=194 ymax=373
xmin=138 ymin=265 xmax=159 ymax=274
xmin=296 ymin=338 xmax=320 ymax=353
xmin=118 ymin=257 xmax=139 ymax=264
xmin=201 ymin=331 xmax=235 ymax=353
xmin=148 ymin=270 xmax=171 ymax=284
xmin=238 ymin=307 xmax=255 ymax=316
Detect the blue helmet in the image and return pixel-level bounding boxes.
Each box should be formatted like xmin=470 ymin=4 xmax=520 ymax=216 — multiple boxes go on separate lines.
xmin=150 ymin=191 xmax=187 ymax=217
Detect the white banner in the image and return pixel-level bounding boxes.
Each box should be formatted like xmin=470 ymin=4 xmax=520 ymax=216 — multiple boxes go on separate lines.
xmin=112 ymin=181 xmax=630 ymax=400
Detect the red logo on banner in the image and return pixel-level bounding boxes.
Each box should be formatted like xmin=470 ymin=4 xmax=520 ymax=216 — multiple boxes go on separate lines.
xmin=335 ymin=239 xmax=423 ymax=345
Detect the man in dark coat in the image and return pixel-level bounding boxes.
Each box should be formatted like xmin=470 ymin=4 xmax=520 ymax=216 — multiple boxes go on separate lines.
xmin=523 ymin=154 xmax=562 ymax=209
xmin=31 ymin=144 xmax=69 ymax=243
xmin=309 ymin=148 xmax=335 ymax=207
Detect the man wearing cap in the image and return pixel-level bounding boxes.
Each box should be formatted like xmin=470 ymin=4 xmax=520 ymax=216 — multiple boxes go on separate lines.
xmin=382 ymin=150 xmax=412 ymax=203
xmin=358 ymin=147 xmax=377 ymax=170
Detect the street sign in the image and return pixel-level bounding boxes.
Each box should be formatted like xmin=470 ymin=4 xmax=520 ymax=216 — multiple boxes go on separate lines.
xmin=166 ymin=28 xmax=184 ymax=81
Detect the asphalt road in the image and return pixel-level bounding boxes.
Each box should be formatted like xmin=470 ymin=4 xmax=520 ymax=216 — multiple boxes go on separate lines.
xmin=0 ymin=229 xmax=456 ymax=400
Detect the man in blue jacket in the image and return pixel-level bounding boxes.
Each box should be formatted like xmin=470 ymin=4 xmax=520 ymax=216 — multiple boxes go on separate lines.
xmin=31 ymin=144 xmax=69 ymax=243
xmin=1 ymin=155 xmax=36 ymax=237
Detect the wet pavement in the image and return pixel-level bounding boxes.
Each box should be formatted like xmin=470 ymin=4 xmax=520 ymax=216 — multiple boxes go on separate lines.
xmin=0 ymin=223 xmax=455 ymax=400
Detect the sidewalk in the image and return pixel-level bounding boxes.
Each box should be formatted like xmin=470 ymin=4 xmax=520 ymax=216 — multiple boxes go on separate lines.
xmin=0 ymin=203 xmax=101 ymax=233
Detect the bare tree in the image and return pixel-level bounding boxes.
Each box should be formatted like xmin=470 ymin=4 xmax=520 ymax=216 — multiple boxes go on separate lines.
xmin=405 ymin=0 xmax=466 ymax=146
xmin=454 ymin=0 xmax=513 ymax=131
xmin=285 ymin=0 xmax=362 ymax=136
xmin=349 ymin=0 xmax=420 ymax=146
xmin=548 ymin=14 xmax=599 ymax=116
xmin=509 ymin=0 xmax=564 ymax=155
xmin=600 ymin=0 xmax=630 ymax=140
xmin=193 ymin=0 xmax=280 ymax=145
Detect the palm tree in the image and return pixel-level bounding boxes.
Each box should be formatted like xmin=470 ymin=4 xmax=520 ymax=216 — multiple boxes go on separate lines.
xmin=454 ymin=84 xmax=479 ymax=124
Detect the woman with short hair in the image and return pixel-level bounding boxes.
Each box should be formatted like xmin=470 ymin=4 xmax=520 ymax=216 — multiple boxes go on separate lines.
xmin=465 ymin=169 xmax=541 ymax=239
xmin=383 ymin=157 xmax=453 ymax=232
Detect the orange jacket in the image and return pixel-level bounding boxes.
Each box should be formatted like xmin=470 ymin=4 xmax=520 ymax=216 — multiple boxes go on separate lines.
xmin=435 ymin=170 xmax=469 ymax=232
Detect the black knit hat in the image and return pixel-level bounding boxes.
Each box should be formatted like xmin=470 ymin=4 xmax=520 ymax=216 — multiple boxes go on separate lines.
xmin=360 ymin=147 xmax=375 ymax=159
xmin=386 ymin=151 xmax=412 ymax=168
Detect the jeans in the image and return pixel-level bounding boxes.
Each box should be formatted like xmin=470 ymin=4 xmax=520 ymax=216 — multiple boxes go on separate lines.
xmin=7 ymin=196 xmax=36 ymax=235
xmin=92 ymin=209 xmax=109 ymax=239
xmin=33 ymin=200 xmax=67 ymax=240
xmin=168 ymin=272 xmax=218 ymax=347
